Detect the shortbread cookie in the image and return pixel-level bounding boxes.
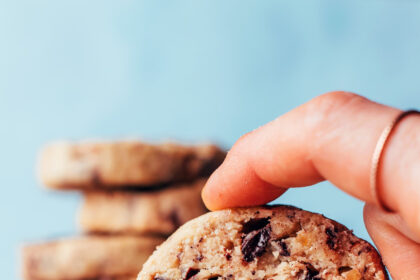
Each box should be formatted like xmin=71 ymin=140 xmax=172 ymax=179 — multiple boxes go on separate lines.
xmin=39 ymin=141 xmax=225 ymax=190
xmin=22 ymin=235 xmax=164 ymax=280
xmin=138 ymin=206 xmax=388 ymax=280
xmin=79 ymin=179 xmax=207 ymax=235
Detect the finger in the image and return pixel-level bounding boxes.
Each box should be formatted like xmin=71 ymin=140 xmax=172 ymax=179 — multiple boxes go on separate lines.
xmin=201 ymin=151 xmax=288 ymax=207
xmin=364 ymin=204 xmax=420 ymax=280
xmin=203 ymin=92 xmax=396 ymax=205
xmin=202 ymin=91 xmax=420 ymax=238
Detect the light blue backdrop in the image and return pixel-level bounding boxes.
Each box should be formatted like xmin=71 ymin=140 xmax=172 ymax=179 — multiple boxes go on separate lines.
xmin=1 ymin=1 xmax=420 ymax=278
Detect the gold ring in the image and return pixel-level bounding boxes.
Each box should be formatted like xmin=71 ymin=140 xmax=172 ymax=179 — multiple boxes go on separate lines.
xmin=370 ymin=109 xmax=420 ymax=212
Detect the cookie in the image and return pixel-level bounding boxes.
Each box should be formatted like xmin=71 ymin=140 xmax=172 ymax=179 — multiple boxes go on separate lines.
xmin=38 ymin=141 xmax=225 ymax=190
xmin=22 ymin=235 xmax=164 ymax=280
xmin=79 ymin=178 xmax=208 ymax=235
xmin=138 ymin=206 xmax=388 ymax=280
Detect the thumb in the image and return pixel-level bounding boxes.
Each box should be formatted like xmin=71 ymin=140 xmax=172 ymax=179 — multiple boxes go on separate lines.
xmin=364 ymin=204 xmax=420 ymax=280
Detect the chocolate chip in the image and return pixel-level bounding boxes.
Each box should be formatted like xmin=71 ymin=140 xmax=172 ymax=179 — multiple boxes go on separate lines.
xmin=305 ymin=263 xmax=320 ymax=280
xmin=325 ymin=227 xmax=338 ymax=250
xmin=224 ymin=252 xmax=231 ymax=260
xmin=278 ymin=239 xmax=290 ymax=256
xmin=154 ymin=277 xmax=169 ymax=280
xmin=184 ymin=268 xmax=200 ymax=280
xmin=338 ymin=266 xmax=352 ymax=274
xmin=325 ymin=227 xmax=335 ymax=238
xmin=297 ymin=263 xmax=320 ymax=280
xmin=242 ymin=217 xmax=270 ymax=234
xmin=208 ymin=277 xmax=219 ymax=280
xmin=241 ymin=223 xmax=271 ymax=262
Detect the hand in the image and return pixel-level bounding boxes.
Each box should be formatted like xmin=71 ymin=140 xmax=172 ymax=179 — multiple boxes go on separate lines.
xmin=202 ymin=92 xmax=420 ymax=280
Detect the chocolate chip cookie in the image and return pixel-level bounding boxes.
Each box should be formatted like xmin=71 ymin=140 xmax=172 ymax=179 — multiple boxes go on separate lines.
xmin=138 ymin=206 xmax=388 ymax=280
xmin=79 ymin=178 xmax=207 ymax=235
xmin=38 ymin=141 xmax=225 ymax=190
xmin=22 ymin=235 xmax=164 ymax=280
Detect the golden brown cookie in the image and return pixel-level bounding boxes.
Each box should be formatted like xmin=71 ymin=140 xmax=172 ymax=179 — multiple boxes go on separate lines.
xmin=138 ymin=206 xmax=388 ymax=280
xmin=79 ymin=179 xmax=208 ymax=235
xmin=38 ymin=141 xmax=225 ymax=190
xmin=22 ymin=235 xmax=164 ymax=280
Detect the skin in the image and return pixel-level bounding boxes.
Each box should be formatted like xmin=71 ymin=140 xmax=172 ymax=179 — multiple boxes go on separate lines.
xmin=202 ymin=92 xmax=420 ymax=280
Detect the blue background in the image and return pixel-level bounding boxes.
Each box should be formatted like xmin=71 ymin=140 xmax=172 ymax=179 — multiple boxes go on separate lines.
xmin=1 ymin=1 xmax=420 ymax=278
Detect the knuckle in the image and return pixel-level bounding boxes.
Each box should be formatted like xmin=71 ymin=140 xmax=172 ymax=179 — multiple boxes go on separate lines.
xmin=311 ymin=91 xmax=365 ymax=115
xmin=303 ymin=91 xmax=367 ymax=158
xmin=305 ymin=91 xmax=368 ymax=124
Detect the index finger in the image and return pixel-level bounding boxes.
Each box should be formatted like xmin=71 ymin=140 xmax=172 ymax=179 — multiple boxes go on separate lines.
xmin=202 ymin=92 xmax=420 ymax=237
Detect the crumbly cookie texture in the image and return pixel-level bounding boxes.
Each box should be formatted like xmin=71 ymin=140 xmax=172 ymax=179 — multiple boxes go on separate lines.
xmin=38 ymin=141 xmax=225 ymax=190
xmin=22 ymin=235 xmax=164 ymax=280
xmin=138 ymin=206 xmax=388 ymax=280
xmin=79 ymin=178 xmax=208 ymax=235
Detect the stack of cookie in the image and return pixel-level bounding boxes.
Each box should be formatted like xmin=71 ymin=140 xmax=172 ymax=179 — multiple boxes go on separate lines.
xmin=22 ymin=140 xmax=226 ymax=280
